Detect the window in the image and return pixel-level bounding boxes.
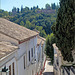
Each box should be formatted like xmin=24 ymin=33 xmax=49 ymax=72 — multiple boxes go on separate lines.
xmin=12 ymin=62 xmax=15 ymax=75
xmin=29 ymin=51 xmax=30 ymax=61
xmin=24 ymin=56 xmax=25 ymax=69
xmin=31 ymin=48 xmax=33 ymax=57
xmin=9 ymin=65 xmax=11 ymax=75
xmin=56 ymin=59 xmax=59 ymax=66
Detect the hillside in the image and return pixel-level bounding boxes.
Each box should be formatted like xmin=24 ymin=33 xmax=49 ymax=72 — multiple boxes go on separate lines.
xmin=0 ymin=3 xmax=59 ymax=38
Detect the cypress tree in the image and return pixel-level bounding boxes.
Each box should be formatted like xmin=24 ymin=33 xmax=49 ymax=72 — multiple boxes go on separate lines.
xmin=45 ymin=33 xmax=56 ymax=64
xmin=52 ymin=0 xmax=75 ymax=62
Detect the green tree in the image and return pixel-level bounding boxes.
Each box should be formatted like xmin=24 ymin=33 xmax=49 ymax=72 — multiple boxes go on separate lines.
xmin=20 ymin=21 xmax=24 ymax=26
xmin=21 ymin=5 xmax=23 ymax=13
xmin=52 ymin=0 xmax=75 ymax=62
xmin=0 ymin=9 xmax=9 ymax=17
xmin=40 ymin=30 xmax=47 ymax=38
xmin=45 ymin=33 xmax=56 ymax=64
xmin=24 ymin=7 xmax=29 ymax=11
xmin=0 ymin=5 xmax=57 ymax=38
xmin=12 ymin=7 xmax=16 ymax=16
xmin=45 ymin=3 xmax=51 ymax=10
xmin=51 ymin=3 xmax=56 ymax=9
xmin=25 ymin=20 xmax=32 ymax=29
xmin=37 ymin=5 xmax=39 ymax=9
xmin=17 ymin=8 xmax=19 ymax=13
xmin=9 ymin=12 xmax=12 ymax=16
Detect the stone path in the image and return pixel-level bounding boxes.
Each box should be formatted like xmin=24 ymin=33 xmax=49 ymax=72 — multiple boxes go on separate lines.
xmin=42 ymin=60 xmax=54 ymax=75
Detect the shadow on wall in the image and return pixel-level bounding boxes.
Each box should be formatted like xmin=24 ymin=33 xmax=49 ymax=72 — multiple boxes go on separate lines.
xmin=43 ymin=72 xmax=54 ymax=75
xmin=48 ymin=61 xmax=53 ymax=66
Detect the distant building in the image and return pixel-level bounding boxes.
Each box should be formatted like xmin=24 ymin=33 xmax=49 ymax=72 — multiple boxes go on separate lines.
xmin=0 ymin=18 xmax=46 ymax=75
xmin=37 ymin=9 xmax=56 ymax=14
xmin=53 ymin=44 xmax=75 ymax=75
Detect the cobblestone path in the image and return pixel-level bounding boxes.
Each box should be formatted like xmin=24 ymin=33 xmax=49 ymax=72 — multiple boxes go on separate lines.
xmin=42 ymin=60 xmax=54 ymax=75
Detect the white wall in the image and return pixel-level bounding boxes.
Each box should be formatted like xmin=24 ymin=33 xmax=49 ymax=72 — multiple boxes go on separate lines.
xmin=36 ymin=41 xmax=46 ymax=74
xmin=17 ymin=36 xmax=37 ymax=75
xmin=53 ymin=45 xmax=75 ymax=75
xmin=0 ymin=50 xmax=17 ymax=75
xmin=0 ymin=35 xmax=46 ymax=75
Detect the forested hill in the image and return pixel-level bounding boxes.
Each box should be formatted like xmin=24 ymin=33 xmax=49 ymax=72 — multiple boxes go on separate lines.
xmin=0 ymin=3 xmax=59 ymax=38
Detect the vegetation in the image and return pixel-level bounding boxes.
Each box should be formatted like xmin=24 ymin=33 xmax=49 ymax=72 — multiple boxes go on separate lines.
xmin=0 ymin=3 xmax=59 ymax=38
xmin=52 ymin=0 xmax=75 ymax=62
xmin=45 ymin=33 xmax=56 ymax=64
xmin=0 ymin=3 xmax=59 ymax=62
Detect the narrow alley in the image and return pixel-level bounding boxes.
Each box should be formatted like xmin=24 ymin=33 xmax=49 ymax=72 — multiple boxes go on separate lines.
xmin=42 ymin=60 xmax=54 ymax=75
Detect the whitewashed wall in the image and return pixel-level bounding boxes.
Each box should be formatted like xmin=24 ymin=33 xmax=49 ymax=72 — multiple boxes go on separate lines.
xmin=0 ymin=35 xmax=46 ymax=75
xmin=0 ymin=50 xmax=17 ymax=75
xmin=17 ymin=36 xmax=37 ymax=75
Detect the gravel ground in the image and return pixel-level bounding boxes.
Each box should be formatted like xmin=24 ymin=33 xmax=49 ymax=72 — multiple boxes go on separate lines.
xmin=42 ymin=60 xmax=54 ymax=75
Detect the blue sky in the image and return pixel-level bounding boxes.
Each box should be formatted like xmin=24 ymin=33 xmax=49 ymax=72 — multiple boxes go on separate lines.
xmin=1 ymin=0 xmax=59 ymax=11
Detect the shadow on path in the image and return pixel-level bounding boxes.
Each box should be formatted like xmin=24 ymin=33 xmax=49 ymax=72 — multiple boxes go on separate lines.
xmin=48 ymin=61 xmax=51 ymax=65
xmin=43 ymin=72 xmax=54 ymax=75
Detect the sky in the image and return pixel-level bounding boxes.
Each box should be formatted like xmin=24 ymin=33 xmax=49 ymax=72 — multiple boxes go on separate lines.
xmin=0 ymin=0 xmax=59 ymax=11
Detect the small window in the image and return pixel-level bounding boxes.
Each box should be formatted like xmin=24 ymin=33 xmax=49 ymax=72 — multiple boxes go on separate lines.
xmin=9 ymin=65 xmax=11 ymax=75
xmin=31 ymin=48 xmax=33 ymax=57
xmin=24 ymin=56 xmax=25 ymax=69
xmin=12 ymin=62 xmax=15 ymax=75
xmin=29 ymin=51 xmax=30 ymax=61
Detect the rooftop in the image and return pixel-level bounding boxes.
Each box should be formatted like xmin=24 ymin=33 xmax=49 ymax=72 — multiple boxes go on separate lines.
xmin=37 ymin=36 xmax=46 ymax=46
xmin=39 ymin=36 xmax=46 ymax=41
xmin=0 ymin=41 xmax=18 ymax=59
xmin=0 ymin=18 xmax=38 ymax=42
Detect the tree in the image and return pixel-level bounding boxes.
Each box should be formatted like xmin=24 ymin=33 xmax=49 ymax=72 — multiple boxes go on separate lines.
xmin=25 ymin=20 xmax=32 ymax=29
xmin=17 ymin=8 xmax=19 ymax=13
xmin=9 ymin=12 xmax=12 ymax=16
xmin=25 ymin=7 xmax=29 ymax=11
xmin=3 ymin=11 xmax=9 ymax=16
xmin=51 ymin=3 xmax=56 ymax=9
xmin=56 ymin=3 xmax=59 ymax=11
xmin=12 ymin=7 xmax=16 ymax=16
xmin=45 ymin=3 xmax=51 ymax=10
xmin=20 ymin=21 xmax=24 ymax=26
xmin=37 ymin=5 xmax=39 ymax=9
xmin=12 ymin=7 xmax=16 ymax=13
xmin=40 ymin=30 xmax=47 ymax=38
xmin=52 ymin=0 xmax=75 ymax=62
xmin=45 ymin=33 xmax=56 ymax=64
xmin=31 ymin=7 xmax=33 ymax=10
xmin=21 ymin=5 xmax=23 ymax=13
xmin=0 ymin=5 xmax=57 ymax=38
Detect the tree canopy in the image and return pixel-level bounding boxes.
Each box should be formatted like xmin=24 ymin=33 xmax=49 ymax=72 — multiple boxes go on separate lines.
xmin=45 ymin=33 xmax=56 ymax=64
xmin=0 ymin=3 xmax=59 ymax=38
xmin=52 ymin=0 xmax=75 ymax=62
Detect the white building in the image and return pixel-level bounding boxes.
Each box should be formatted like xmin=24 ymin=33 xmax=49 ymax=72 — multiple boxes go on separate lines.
xmin=36 ymin=36 xmax=46 ymax=75
xmin=0 ymin=18 xmax=46 ymax=75
xmin=53 ymin=44 xmax=75 ymax=75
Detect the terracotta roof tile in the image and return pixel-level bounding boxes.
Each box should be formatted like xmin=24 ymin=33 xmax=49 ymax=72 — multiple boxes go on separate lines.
xmin=0 ymin=18 xmax=38 ymax=42
xmin=0 ymin=41 xmax=18 ymax=59
xmin=37 ymin=36 xmax=45 ymax=46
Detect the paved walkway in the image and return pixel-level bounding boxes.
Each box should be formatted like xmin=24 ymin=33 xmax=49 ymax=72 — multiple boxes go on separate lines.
xmin=42 ymin=60 xmax=54 ymax=75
